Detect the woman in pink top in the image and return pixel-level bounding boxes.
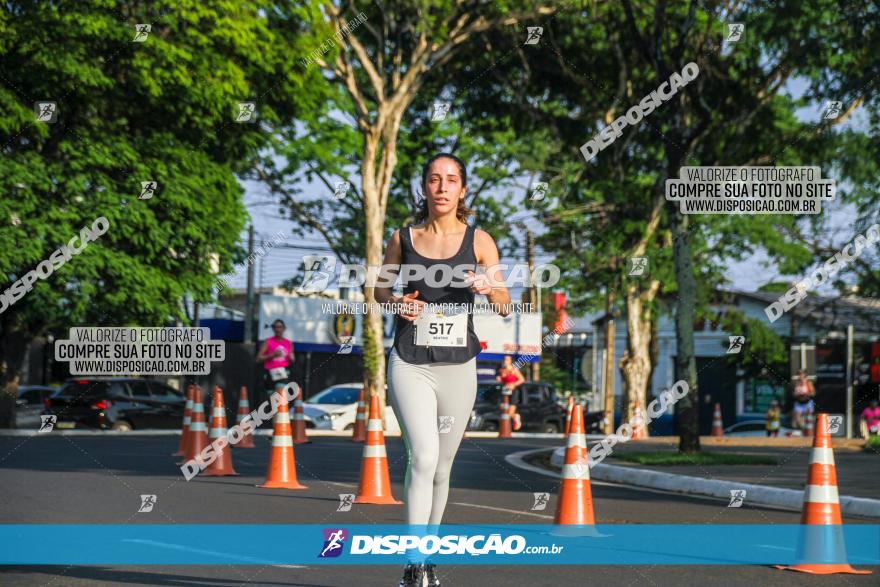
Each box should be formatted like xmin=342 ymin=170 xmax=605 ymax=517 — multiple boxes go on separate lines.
xmin=257 ymin=319 xmax=295 ymax=394
xmin=861 ymin=398 xmax=880 ymax=437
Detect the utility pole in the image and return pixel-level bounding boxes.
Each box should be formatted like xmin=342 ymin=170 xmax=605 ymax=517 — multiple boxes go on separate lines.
xmin=244 ymin=224 xmax=255 ymax=344
xmin=526 ymin=230 xmax=540 ymax=381
xmin=846 ymin=323 xmax=854 ymax=439
xmin=603 ymin=286 xmax=616 ymax=435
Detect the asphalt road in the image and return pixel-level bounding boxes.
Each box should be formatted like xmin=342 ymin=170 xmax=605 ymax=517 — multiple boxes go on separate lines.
xmin=0 ymin=434 xmax=876 ymax=586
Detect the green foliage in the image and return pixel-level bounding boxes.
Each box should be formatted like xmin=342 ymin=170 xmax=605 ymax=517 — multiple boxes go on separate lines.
xmin=0 ymin=1 xmax=300 ymax=348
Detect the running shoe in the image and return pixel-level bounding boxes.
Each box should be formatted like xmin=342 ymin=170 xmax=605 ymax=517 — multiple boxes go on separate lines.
xmin=424 ymin=562 xmax=441 ymax=586
xmin=398 ymin=563 xmax=425 ymax=587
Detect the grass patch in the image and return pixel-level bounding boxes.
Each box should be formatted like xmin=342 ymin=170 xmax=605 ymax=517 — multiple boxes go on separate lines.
xmin=865 ymin=436 xmax=880 ymax=451
xmin=611 ymin=451 xmax=777 ymax=466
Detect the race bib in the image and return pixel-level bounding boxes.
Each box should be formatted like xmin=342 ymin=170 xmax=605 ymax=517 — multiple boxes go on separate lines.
xmin=414 ymin=310 xmax=468 ymax=347
xmin=269 ymin=367 xmax=289 ymax=381
xmin=769 ymin=421 xmax=780 ymax=430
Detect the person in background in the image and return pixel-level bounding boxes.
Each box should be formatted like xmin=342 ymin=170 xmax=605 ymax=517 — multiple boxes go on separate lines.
xmin=860 ymin=398 xmax=880 ymax=437
xmin=765 ymin=399 xmax=782 ymax=437
xmin=256 ymin=319 xmax=295 ymax=401
xmin=791 ymin=369 xmax=816 ymax=431
xmin=496 ymin=355 xmax=525 ymax=396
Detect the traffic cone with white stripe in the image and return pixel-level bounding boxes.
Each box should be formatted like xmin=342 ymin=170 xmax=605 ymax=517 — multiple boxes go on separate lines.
xmin=258 ymin=383 xmax=307 ymax=490
xmin=351 ymin=388 xmax=367 ymax=442
xmin=233 ymin=386 xmax=255 ymax=449
xmin=498 ymin=396 xmax=513 ymax=439
xmin=172 ymin=385 xmax=194 ymax=457
xmin=774 ymin=413 xmax=871 ymax=575
xmin=292 ymin=395 xmax=310 ymax=444
xmin=631 ymin=400 xmax=646 ymax=440
xmin=564 ymin=397 xmax=574 ymax=439
xmin=202 ymin=386 xmax=238 ymax=476
xmin=182 ymin=386 xmax=208 ymax=463
xmin=711 ymin=403 xmax=724 ymax=437
xmin=554 ymin=405 xmax=596 ymax=525
xmin=804 ymin=406 xmax=815 ymax=438
xmin=354 ymin=394 xmax=402 ymax=504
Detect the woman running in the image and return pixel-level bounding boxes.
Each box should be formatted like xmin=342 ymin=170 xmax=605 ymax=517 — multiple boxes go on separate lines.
xmin=496 ymin=354 xmax=525 ymax=395
xmin=375 ymin=153 xmax=511 ymax=587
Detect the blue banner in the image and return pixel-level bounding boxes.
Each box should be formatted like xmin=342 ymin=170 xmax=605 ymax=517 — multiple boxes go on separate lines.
xmin=1 ymin=524 xmax=878 ymax=565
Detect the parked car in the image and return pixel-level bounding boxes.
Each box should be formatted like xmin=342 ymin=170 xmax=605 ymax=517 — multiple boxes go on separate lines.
xmin=724 ymin=419 xmax=803 ymax=437
xmin=46 ymin=378 xmax=186 ymax=431
xmin=305 ymin=383 xmax=400 ymax=433
xmin=469 ymin=382 xmax=604 ymax=433
xmin=15 ymin=385 xmax=56 ymax=429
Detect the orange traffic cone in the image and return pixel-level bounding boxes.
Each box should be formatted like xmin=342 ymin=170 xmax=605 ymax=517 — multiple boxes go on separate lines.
xmin=354 ymin=394 xmax=401 ymax=504
xmin=564 ymin=397 xmax=574 ymax=439
xmin=351 ymin=388 xmax=367 ymax=442
xmin=554 ymin=405 xmax=596 ymax=525
xmin=202 ymin=386 xmax=238 ymax=476
xmin=172 ymin=385 xmax=194 ymax=457
xmin=774 ymin=413 xmax=871 ymax=575
xmin=292 ymin=395 xmax=310 ymax=444
xmin=258 ymin=384 xmax=307 ymax=490
xmin=631 ymin=400 xmax=646 ymax=440
xmin=183 ymin=386 xmax=209 ymax=463
xmin=711 ymin=403 xmax=724 ymax=437
xmin=498 ymin=396 xmax=512 ymax=439
xmin=804 ymin=406 xmax=815 ymax=438
xmin=233 ymin=386 xmax=255 ymax=449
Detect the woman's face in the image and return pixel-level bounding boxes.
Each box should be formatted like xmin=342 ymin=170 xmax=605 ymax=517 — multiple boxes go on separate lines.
xmin=425 ymin=158 xmax=466 ymax=218
xmin=272 ymin=323 xmax=285 ymax=337
xmin=503 ymin=356 xmax=512 ymax=367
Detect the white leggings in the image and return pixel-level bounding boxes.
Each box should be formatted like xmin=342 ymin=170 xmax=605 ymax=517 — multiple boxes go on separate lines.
xmin=387 ymin=348 xmax=477 ymax=525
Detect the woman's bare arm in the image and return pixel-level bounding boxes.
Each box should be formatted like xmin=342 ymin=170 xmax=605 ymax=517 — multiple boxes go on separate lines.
xmin=471 ymin=229 xmax=511 ymax=316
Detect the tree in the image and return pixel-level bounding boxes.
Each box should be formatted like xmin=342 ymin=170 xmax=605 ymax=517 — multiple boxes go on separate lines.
xmin=256 ymin=1 xmax=554 ymax=419
xmin=0 ymin=1 xmax=299 ymax=426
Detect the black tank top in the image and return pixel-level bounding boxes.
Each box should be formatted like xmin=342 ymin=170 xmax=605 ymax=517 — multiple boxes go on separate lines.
xmin=392 ymin=223 xmax=482 ymax=364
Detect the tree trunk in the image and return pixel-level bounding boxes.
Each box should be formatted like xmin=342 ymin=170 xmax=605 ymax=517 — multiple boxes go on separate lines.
xmin=602 ymin=286 xmax=616 ymax=435
xmin=0 ymin=328 xmax=31 ymax=428
xmin=670 ymin=205 xmax=700 ymax=453
xmin=619 ymin=282 xmax=658 ymax=437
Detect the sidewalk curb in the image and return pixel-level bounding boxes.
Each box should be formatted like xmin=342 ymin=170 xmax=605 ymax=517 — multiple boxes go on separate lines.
xmin=539 ymin=446 xmax=880 ymax=519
